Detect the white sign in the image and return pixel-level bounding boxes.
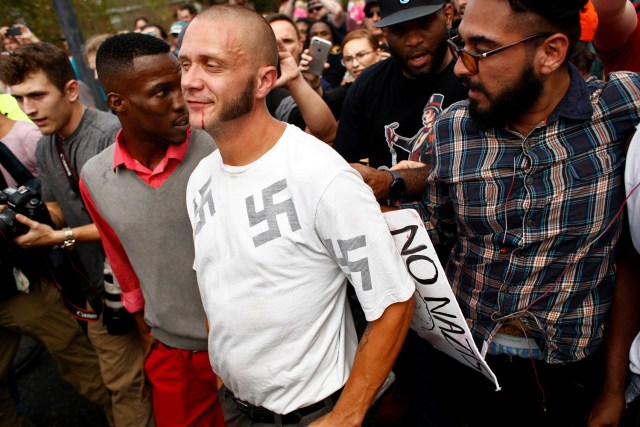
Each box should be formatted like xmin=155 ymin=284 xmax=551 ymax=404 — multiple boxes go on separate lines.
xmin=384 ymin=209 xmax=500 ymax=390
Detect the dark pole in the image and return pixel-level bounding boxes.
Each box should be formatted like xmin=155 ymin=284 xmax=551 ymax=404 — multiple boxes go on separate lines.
xmin=51 ymin=0 xmax=109 ymax=111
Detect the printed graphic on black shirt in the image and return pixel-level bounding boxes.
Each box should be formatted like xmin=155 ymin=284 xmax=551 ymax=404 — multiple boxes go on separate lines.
xmin=383 ymin=93 xmax=445 ymax=165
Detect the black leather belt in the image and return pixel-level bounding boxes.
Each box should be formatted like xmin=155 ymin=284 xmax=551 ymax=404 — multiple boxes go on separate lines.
xmin=226 ymin=387 xmax=343 ymax=424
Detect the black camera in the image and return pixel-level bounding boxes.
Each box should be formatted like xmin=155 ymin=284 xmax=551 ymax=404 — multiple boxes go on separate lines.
xmin=5 ymin=26 xmax=21 ymax=37
xmin=0 ymin=187 xmax=53 ymax=243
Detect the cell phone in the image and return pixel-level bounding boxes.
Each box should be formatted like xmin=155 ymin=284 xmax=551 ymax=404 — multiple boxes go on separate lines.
xmin=307 ymin=36 xmax=332 ymax=77
xmin=6 ymin=26 xmax=21 ymax=37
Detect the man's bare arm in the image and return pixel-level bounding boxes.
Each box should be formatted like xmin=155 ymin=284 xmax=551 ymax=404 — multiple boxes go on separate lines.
xmin=588 ymin=233 xmax=640 ymax=426
xmin=593 ymin=0 xmax=638 ymax=54
xmin=13 ymin=200 xmax=101 ymax=248
xmin=351 ymin=163 xmax=429 ymax=200
xmin=310 ymin=298 xmax=414 ymax=426
xmin=274 ymin=40 xmax=337 ymax=144
xmin=319 ymin=0 xmax=345 ymax=29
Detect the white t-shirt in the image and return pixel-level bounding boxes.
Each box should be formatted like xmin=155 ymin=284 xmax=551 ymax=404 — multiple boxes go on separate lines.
xmin=626 ymin=126 xmax=640 ymax=375
xmin=186 ymin=124 xmax=414 ymax=414
xmin=626 ymin=125 xmax=640 ymax=255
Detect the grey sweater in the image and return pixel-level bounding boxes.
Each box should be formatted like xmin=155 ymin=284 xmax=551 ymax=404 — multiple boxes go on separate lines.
xmin=82 ymin=129 xmax=215 ymax=350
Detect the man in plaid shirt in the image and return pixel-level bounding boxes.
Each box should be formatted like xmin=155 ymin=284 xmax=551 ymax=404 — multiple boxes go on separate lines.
xmin=404 ymin=0 xmax=640 ymax=425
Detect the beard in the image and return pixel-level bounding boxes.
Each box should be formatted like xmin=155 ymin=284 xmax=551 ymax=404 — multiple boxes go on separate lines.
xmin=463 ymin=64 xmax=543 ymax=130
xmin=219 ymin=75 xmax=255 ymax=122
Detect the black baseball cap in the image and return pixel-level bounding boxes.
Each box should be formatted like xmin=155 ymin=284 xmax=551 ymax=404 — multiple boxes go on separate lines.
xmin=376 ymin=0 xmax=444 ymax=28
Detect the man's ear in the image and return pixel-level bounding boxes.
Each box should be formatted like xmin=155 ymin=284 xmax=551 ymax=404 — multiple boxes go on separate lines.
xmin=107 ymin=92 xmax=125 ymax=113
xmin=64 ymin=80 xmax=80 ymax=103
xmin=442 ymin=4 xmax=455 ymax=29
xmin=255 ymin=65 xmax=278 ymax=100
xmin=536 ymin=33 xmax=569 ymax=76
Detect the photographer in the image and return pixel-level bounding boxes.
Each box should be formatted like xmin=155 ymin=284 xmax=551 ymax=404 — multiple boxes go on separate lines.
xmin=0 ymin=112 xmax=111 ymax=426
xmin=0 ymin=43 xmax=153 ymax=426
xmin=0 ymin=24 xmax=39 ymax=53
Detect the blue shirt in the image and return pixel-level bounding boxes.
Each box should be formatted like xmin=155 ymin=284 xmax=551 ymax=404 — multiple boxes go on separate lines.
xmin=420 ymin=64 xmax=640 ymax=363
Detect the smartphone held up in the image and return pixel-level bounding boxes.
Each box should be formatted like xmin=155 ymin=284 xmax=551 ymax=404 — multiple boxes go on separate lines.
xmin=307 ymin=36 xmax=332 ymax=77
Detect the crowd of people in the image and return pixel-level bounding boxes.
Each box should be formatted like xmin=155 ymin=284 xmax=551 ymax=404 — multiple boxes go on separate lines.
xmin=1 ymin=0 xmax=640 ymax=426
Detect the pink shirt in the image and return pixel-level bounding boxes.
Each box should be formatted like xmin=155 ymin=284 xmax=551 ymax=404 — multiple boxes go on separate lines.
xmin=0 ymin=120 xmax=41 ymax=187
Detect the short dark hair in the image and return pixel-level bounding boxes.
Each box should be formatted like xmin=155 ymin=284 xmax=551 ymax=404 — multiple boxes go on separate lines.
xmin=0 ymin=42 xmax=75 ymax=93
xmin=309 ymin=19 xmax=343 ymax=46
xmin=295 ymin=17 xmax=312 ymax=26
xmin=96 ymin=32 xmax=170 ymax=92
xmin=569 ymin=40 xmax=596 ymax=76
xmin=179 ymin=4 xmax=198 ymax=15
xmin=265 ymin=13 xmax=301 ymax=40
xmin=507 ymin=0 xmax=588 ymax=51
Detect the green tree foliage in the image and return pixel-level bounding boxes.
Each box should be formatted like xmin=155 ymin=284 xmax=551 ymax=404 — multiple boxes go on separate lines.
xmin=3 ymin=0 xmax=281 ymax=49
xmin=4 ymin=0 xmax=113 ymax=46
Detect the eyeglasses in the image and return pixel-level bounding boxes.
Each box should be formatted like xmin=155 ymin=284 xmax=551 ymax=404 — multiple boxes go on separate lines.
xmin=309 ymin=6 xmax=323 ymax=13
xmin=447 ymin=32 xmax=552 ymax=74
xmin=364 ymin=8 xmax=381 ymax=18
xmin=341 ymin=50 xmax=374 ymax=66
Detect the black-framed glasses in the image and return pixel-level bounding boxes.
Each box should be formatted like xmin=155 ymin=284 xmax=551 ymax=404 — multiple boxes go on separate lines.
xmin=447 ymin=32 xmax=552 ymax=74
xmin=341 ymin=50 xmax=374 ymax=66
xmin=364 ymin=8 xmax=381 ymax=18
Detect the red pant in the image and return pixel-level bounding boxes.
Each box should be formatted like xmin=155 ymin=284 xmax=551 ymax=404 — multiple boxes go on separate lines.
xmin=145 ymin=341 xmax=225 ymax=427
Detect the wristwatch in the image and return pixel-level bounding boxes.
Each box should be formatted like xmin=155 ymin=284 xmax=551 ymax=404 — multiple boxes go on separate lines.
xmin=378 ymin=166 xmax=406 ymax=199
xmin=61 ymin=227 xmax=76 ymax=250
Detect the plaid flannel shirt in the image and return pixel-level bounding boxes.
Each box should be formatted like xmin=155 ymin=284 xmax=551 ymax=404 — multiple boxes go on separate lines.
xmin=420 ymin=65 xmax=640 ymax=363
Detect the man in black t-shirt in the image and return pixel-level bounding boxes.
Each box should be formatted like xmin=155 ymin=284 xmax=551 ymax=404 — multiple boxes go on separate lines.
xmin=333 ymin=0 xmax=466 ymax=201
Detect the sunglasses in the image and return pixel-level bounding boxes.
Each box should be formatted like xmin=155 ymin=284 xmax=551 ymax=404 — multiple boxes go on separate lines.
xmin=364 ymin=8 xmax=381 ymax=18
xmin=447 ymin=32 xmax=552 ymax=74
xmin=309 ymin=6 xmax=323 ymax=12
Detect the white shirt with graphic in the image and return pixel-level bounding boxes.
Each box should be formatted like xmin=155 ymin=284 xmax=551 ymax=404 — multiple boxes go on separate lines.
xmin=186 ymin=124 xmax=414 ymax=414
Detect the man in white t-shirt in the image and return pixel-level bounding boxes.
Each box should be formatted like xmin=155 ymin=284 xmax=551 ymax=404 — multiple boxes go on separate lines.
xmin=180 ymin=5 xmax=415 ymax=426
xmin=624 ymin=127 xmax=640 ymax=419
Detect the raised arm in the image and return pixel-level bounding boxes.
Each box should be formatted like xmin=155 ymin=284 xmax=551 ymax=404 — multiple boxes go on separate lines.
xmin=275 ymin=40 xmax=337 ymax=143
xmin=319 ymin=0 xmax=346 ymax=29
xmin=592 ymin=0 xmax=638 ymax=53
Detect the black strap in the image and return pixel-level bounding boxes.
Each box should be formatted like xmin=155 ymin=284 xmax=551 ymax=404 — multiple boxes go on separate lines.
xmin=51 ymin=136 xmax=103 ymax=320
xmin=54 ymin=136 xmax=80 ymax=194
xmin=47 ymin=246 xmax=102 ymax=320
xmin=0 ymin=140 xmax=40 ymax=191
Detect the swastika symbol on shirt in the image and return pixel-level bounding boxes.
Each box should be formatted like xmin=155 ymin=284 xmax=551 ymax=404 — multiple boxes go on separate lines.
xmin=325 ymin=236 xmax=372 ymax=291
xmin=193 ymin=177 xmax=215 ymax=235
xmin=246 ymin=178 xmax=301 ymax=247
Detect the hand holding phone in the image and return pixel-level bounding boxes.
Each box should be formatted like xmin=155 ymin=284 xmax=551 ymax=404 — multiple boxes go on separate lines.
xmin=307 ymin=36 xmax=332 ymax=77
xmin=6 ymin=26 xmax=21 ymax=37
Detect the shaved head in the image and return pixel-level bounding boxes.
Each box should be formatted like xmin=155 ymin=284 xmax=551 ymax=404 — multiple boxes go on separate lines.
xmin=195 ymin=5 xmax=279 ymax=69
